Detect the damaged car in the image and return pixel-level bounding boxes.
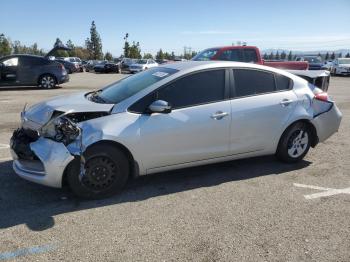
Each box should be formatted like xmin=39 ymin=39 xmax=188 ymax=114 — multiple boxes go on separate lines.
xmin=10 ymin=61 xmax=342 ymax=198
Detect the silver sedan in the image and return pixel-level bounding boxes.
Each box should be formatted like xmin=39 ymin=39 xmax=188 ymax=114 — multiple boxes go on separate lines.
xmin=10 ymin=61 xmax=342 ymax=198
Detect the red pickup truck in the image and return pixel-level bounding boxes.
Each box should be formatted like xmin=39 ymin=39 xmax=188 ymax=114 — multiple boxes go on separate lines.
xmin=192 ymin=46 xmax=309 ymax=70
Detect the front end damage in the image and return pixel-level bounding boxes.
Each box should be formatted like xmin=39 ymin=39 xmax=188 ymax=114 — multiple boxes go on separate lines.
xmin=10 ymin=110 xmax=108 ymax=188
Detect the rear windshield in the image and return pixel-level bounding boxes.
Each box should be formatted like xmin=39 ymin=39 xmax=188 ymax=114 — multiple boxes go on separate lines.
xmin=98 ymin=67 xmax=178 ymax=104
xmin=192 ymin=48 xmax=219 ymax=61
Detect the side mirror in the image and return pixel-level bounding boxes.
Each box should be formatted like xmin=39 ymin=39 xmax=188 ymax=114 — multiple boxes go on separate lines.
xmin=148 ymin=100 xmax=172 ymax=114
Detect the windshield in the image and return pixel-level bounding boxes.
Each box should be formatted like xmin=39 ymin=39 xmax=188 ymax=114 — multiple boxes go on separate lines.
xmin=97 ymin=67 xmax=178 ymax=104
xmin=137 ymin=59 xmax=147 ymax=64
xmin=192 ymin=48 xmax=219 ymax=61
xmin=97 ymin=61 xmax=107 ymax=65
xmin=338 ymin=58 xmax=350 ymax=64
xmin=304 ymin=57 xmax=322 ymax=63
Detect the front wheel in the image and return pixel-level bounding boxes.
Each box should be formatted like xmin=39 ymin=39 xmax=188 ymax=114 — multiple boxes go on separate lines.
xmin=67 ymin=144 xmax=129 ymax=199
xmin=39 ymin=74 xmax=56 ymax=89
xmin=276 ymin=122 xmax=311 ymax=163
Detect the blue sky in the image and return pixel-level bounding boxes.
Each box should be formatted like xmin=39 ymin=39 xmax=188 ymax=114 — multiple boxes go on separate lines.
xmin=1 ymin=0 xmax=350 ymax=56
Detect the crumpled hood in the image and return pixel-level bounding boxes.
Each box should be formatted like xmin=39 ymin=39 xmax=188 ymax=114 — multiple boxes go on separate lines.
xmin=23 ymin=92 xmax=114 ymax=126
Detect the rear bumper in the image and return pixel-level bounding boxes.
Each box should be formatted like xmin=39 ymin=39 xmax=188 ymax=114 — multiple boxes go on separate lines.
xmin=311 ymin=104 xmax=342 ymax=143
xmin=58 ymin=74 xmax=69 ymax=84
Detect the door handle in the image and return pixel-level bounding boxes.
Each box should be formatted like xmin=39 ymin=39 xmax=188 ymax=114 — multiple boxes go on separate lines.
xmin=280 ymin=99 xmax=293 ymax=107
xmin=211 ymin=111 xmax=229 ymax=120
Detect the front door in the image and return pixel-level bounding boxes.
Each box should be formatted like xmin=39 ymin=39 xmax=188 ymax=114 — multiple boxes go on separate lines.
xmin=132 ymin=69 xmax=231 ymax=170
xmin=0 ymin=57 xmax=18 ymax=85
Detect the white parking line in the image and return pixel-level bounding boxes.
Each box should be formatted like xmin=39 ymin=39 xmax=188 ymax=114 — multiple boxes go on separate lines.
xmin=294 ymin=183 xmax=350 ymax=199
xmin=0 ymin=144 xmax=10 ymax=149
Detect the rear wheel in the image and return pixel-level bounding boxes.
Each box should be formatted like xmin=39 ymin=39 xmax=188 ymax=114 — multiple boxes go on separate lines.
xmin=276 ymin=122 xmax=311 ymax=163
xmin=39 ymin=74 xmax=56 ymax=89
xmin=67 ymin=144 xmax=129 ymax=199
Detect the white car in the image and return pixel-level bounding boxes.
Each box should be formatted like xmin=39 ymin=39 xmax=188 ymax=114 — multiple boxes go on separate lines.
xmin=10 ymin=61 xmax=342 ymax=198
xmin=129 ymin=59 xmax=158 ymax=73
xmin=331 ymin=58 xmax=350 ymax=76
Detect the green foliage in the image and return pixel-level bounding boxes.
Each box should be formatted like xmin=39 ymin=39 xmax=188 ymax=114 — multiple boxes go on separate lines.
xmin=85 ymin=21 xmax=103 ymax=59
xmin=287 ymin=51 xmax=292 ymax=61
xmin=325 ymin=52 xmax=329 ymax=60
xmin=275 ymin=51 xmax=280 ymax=60
xmin=280 ymin=51 xmax=286 ymax=60
xmin=346 ymin=53 xmax=350 ymax=58
xmin=104 ymin=51 xmax=113 ymax=61
xmin=331 ymin=52 xmax=335 ymax=60
xmin=338 ymin=53 xmax=342 ymax=58
xmin=143 ymin=53 xmax=153 ymax=59
xmin=0 ymin=34 xmax=12 ymax=57
xmin=268 ymin=52 xmax=274 ymax=60
xmin=128 ymin=41 xmax=142 ymax=59
xmin=263 ymin=53 xmax=268 ymax=60
xmin=156 ymin=49 xmax=164 ymax=60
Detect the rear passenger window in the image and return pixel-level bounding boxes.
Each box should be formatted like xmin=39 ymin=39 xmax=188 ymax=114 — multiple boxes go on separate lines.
xmin=275 ymin=74 xmax=291 ymax=90
xmin=233 ymin=69 xmax=275 ymax=97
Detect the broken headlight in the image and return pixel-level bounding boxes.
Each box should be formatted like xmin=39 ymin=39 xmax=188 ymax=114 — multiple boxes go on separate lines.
xmin=40 ymin=113 xmax=80 ymax=145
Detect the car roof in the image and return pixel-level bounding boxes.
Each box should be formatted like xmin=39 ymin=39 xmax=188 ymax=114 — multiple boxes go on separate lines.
xmin=161 ymin=60 xmax=303 ymax=82
xmin=0 ymin=54 xmax=45 ymax=60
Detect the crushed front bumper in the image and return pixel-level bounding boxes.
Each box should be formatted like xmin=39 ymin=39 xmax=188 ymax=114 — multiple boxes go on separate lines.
xmin=10 ymin=130 xmax=74 ymax=188
xmin=311 ymin=103 xmax=342 ymax=142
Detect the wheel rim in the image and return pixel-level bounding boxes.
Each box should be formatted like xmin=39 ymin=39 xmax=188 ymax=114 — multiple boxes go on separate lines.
xmin=82 ymin=156 xmax=118 ymax=191
xmin=41 ymin=76 xmax=55 ymax=88
xmin=287 ymin=129 xmax=309 ymax=158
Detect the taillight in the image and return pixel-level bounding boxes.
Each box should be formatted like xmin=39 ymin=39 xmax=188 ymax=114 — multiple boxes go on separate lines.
xmin=315 ymin=92 xmax=329 ymax=102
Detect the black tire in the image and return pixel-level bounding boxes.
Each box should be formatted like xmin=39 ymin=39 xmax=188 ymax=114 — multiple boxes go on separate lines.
xmin=276 ymin=122 xmax=311 ymax=163
xmin=67 ymin=144 xmax=130 ymax=199
xmin=38 ymin=74 xmax=56 ymax=89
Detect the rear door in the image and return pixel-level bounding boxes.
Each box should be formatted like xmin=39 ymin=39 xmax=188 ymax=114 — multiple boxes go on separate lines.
xmin=0 ymin=57 xmax=19 ymax=85
xmin=229 ymin=68 xmax=297 ymax=154
xmin=130 ymin=69 xmax=231 ymax=170
xmin=18 ymin=56 xmax=45 ymax=85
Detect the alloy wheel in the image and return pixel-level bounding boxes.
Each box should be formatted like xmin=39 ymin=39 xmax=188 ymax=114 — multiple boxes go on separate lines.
xmin=287 ymin=129 xmax=309 ymax=158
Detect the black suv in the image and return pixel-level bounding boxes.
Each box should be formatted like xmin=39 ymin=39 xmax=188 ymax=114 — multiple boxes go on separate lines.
xmin=0 ymin=46 xmax=70 ymax=89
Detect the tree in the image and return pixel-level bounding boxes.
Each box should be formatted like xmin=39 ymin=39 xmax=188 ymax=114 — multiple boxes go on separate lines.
xmin=104 ymin=51 xmax=113 ymax=61
xmin=346 ymin=53 xmax=350 ymax=58
xmin=263 ymin=53 xmax=268 ymax=60
xmin=287 ymin=51 xmax=293 ymax=61
xmin=269 ymin=52 xmax=274 ymax=60
xmin=156 ymin=49 xmax=164 ymax=60
xmin=123 ymin=33 xmax=130 ymax=57
xmin=128 ymin=41 xmax=141 ymax=59
xmin=143 ymin=53 xmax=153 ymax=59
xmin=338 ymin=53 xmax=342 ymax=58
xmin=331 ymin=52 xmax=335 ymax=60
xmin=86 ymin=21 xmax=103 ymax=59
xmin=54 ymin=38 xmax=63 ymax=47
xmin=0 ymin=33 xmax=12 ymax=56
xmin=325 ymin=52 xmax=329 ymax=60
xmin=275 ymin=51 xmax=280 ymax=60
xmin=280 ymin=51 xmax=286 ymax=60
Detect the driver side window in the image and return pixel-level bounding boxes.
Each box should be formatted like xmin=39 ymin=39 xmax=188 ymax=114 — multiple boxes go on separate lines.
xmin=3 ymin=57 xmax=18 ymax=67
xmin=129 ymin=69 xmax=226 ymax=113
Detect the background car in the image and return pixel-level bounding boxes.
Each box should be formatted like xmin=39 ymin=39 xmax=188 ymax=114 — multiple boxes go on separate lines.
xmin=56 ymin=59 xmax=78 ymax=74
xmin=85 ymin=60 xmax=102 ymax=72
xmin=120 ymin=58 xmax=137 ymax=73
xmin=63 ymin=57 xmax=84 ymax=72
xmin=0 ymin=54 xmax=68 ymax=88
xmin=93 ymin=61 xmax=120 ymax=73
xmin=129 ymin=59 xmax=158 ymax=73
xmin=295 ymin=56 xmax=326 ymax=70
xmin=331 ymin=58 xmax=350 ymax=76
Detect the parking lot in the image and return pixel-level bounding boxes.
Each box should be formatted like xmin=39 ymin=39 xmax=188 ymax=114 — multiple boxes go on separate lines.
xmin=0 ymin=73 xmax=349 ymax=261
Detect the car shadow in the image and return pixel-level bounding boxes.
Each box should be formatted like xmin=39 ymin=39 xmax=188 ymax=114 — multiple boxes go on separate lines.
xmin=0 ymin=156 xmax=311 ymax=231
